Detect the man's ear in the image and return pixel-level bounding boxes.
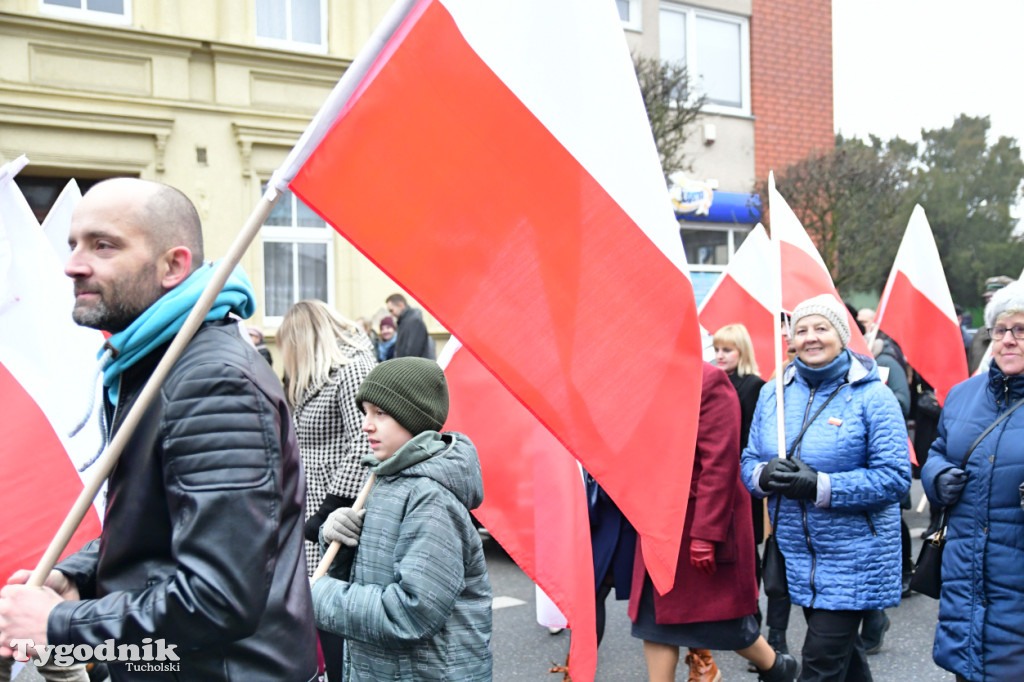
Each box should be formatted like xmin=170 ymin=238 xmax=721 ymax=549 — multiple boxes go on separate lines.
xmin=160 ymin=246 xmax=194 ymax=290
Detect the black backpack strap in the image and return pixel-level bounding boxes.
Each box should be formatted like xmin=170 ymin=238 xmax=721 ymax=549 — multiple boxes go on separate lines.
xmin=960 ymin=395 xmax=1024 ymax=469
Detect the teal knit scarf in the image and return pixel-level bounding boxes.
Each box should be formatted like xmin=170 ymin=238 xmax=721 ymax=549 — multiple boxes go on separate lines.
xmin=100 ymin=261 xmax=256 ymax=405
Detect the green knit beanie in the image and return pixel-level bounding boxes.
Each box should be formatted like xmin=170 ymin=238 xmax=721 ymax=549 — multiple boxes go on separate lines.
xmin=355 ymin=357 xmax=449 ymax=435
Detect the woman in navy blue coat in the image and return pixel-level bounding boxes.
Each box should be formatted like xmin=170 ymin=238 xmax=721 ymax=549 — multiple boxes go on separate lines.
xmin=922 ymin=281 xmax=1024 ymax=682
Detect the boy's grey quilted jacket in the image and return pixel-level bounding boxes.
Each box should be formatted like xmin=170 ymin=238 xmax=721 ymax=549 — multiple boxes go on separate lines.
xmin=312 ymin=430 xmax=492 ymax=681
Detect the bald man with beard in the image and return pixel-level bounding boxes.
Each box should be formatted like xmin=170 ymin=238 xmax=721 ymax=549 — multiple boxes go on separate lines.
xmin=0 ymin=179 xmax=317 ymax=681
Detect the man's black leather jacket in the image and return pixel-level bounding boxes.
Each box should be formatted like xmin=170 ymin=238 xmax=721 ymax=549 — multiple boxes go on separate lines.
xmin=49 ymin=320 xmax=317 ymax=681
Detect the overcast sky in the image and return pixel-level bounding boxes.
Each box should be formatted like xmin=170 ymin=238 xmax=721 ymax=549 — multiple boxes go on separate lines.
xmin=832 ymin=0 xmax=1024 ymax=147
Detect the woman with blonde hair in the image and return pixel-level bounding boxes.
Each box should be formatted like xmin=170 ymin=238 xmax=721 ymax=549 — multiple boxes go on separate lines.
xmin=713 ymin=323 xmax=761 ymax=379
xmin=277 ymin=299 xmax=377 ymax=678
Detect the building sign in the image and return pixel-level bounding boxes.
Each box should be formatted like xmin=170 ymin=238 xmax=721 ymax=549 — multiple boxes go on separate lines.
xmin=668 ymin=174 xmax=713 ymax=216
xmin=668 ymin=174 xmax=761 ymax=224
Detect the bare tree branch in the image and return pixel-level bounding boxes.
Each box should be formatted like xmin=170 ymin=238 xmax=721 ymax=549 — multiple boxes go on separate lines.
xmin=632 ymin=54 xmax=707 ymax=180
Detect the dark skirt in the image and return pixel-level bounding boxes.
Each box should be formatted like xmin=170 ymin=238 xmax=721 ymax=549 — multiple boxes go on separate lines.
xmin=631 ymin=576 xmax=760 ymax=650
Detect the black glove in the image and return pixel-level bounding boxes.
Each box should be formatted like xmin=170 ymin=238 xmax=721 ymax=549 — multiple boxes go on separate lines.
xmin=934 ymin=467 xmax=966 ymax=507
xmin=772 ymin=458 xmax=819 ymax=500
xmin=304 ymin=493 xmax=348 ymax=542
xmin=759 ymin=457 xmax=798 ymax=492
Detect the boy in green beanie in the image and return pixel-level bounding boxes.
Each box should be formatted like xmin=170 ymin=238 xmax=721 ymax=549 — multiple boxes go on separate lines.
xmin=311 ymin=357 xmax=493 ymax=681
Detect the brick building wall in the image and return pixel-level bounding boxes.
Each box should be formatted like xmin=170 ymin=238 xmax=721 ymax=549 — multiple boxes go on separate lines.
xmin=750 ymin=0 xmax=834 ymax=180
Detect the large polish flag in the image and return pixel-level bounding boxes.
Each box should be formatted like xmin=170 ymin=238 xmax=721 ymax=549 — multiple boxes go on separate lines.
xmin=768 ymin=174 xmax=869 ymax=355
xmin=270 ymin=0 xmax=702 ymax=594
xmin=876 ymin=205 xmax=967 ymax=404
xmin=699 ymin=224 xmax=778 ymax=381
xmin=0 ymin=157 xmax=103 ymax=583
xmin=439 ymin=339 xmax=596 ymax=682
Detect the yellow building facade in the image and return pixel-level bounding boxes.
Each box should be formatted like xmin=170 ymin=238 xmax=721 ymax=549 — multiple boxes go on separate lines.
xmin=0 ymin=0 xmax=441 ymax=350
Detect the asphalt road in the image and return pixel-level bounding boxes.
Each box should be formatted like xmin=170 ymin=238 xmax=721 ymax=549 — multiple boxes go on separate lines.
xmin=487 ymin=479 xmax=952 ymax=681
xmin=13 ymin=483 xmax=951 ymax=682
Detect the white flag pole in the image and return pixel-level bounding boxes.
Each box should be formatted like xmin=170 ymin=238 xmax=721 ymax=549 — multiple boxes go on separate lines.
xmin=769 ymin=173 xmax=787 ymax=460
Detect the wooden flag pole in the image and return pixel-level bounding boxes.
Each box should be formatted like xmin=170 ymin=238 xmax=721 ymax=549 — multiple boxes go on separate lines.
xmin=28 ymin=191 xmax=280 ymax=587
xmin=312 ymin=473 xmax=375 ymax=582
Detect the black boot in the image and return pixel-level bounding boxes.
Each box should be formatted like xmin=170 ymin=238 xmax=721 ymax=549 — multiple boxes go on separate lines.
xmin=902 ymin=569 xmax=914 ymax=598
xmin=768 ymin=627 xmax=789 ymax=655
xmin=758 ymin=652 xmax=799 ymax=682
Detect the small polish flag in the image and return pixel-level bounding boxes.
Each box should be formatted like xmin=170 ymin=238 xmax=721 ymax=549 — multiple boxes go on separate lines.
xmin=699 ymin=224 xmax=781 ymax=381
xmin=876 ymin=205 xmax=967 ymax=404
xmin=768 ymin=174 xmax=869 ymax=355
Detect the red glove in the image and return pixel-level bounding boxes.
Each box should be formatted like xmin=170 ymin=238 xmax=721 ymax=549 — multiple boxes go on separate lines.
xmin=690 ymin=538 xmax=716 ymax=575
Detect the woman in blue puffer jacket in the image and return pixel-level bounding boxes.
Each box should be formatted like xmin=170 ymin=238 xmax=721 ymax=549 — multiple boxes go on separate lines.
xmin=922 ymin=281 xmax=1024 ymax=682
xmin=741 ymin=295 xmax=910 ymax=682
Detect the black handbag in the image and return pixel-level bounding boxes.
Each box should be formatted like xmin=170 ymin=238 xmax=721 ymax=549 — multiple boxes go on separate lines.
xmin=909 ymin=509 xmax=947 ymax=598
xmin=762 ymin=497 xmax=788 ymax=599
xmin=910 ymin=395 xmax=1024 ymax=598
xmin=760 ymin=383 xmax=848 ymax=600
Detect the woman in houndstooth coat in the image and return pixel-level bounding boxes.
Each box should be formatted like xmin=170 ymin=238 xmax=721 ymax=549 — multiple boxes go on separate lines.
xmin=277 ymin=299 xmax=377 ymax=676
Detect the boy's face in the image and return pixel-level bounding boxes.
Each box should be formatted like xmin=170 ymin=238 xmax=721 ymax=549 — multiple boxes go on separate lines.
xmin=362 ymin=401 xmax=414 ymax=461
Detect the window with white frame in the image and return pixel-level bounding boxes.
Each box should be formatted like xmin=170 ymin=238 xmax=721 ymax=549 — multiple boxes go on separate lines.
xmin=659 ymin=3 xmax=750 ymax=115
xmin=617 ymin=0 xmax=641 ymax=31
xmin=261 ymin=184 xmax=333 ymax=321
xmin=40 ymin=0 xmax=130 ymax=24
xmin=255 ymin=0 xmax=326 ymax=52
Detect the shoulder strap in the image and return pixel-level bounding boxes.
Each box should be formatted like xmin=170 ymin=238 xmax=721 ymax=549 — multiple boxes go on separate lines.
xmin=961 ymin=394 xmax=1024 ymax=469
xmin=787 ymin=382 xmax=849 ymax=457
xmin=934 ymin=393 xmax=1024 ymax=537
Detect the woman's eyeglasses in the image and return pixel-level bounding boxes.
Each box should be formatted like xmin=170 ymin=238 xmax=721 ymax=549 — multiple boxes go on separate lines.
xmin=991 ymin=325 xmax=1024 ymax=340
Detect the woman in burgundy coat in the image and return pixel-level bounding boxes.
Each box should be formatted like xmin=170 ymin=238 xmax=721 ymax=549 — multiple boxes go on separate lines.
xmin=628 ymin=362 xmax=797 ymax=682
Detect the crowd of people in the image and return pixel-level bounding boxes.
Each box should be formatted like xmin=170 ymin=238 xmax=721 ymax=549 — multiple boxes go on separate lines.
xmin=583 ymin=280 xmax=1024 ymax=682
xmin=0 ymin=177 xmax=1022 ymax=682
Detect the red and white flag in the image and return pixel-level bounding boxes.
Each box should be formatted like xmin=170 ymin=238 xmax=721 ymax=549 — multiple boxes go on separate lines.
xmin=40 ymin=177 xmax=81 ymax=266
xmin=269 ymin=0 xmax=702 ymax=600
xmin=876 ymin=205 xmax=967 ymax=404
xmin=768 ymin=174 xmax=869 ymax=355
xmin=439 ymin=339 xmax=596 ymax=681
xmin=0 ymin=157 xmax=103 ymax=583
xmin=699 ymin=224 xmax=779 ymax=381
